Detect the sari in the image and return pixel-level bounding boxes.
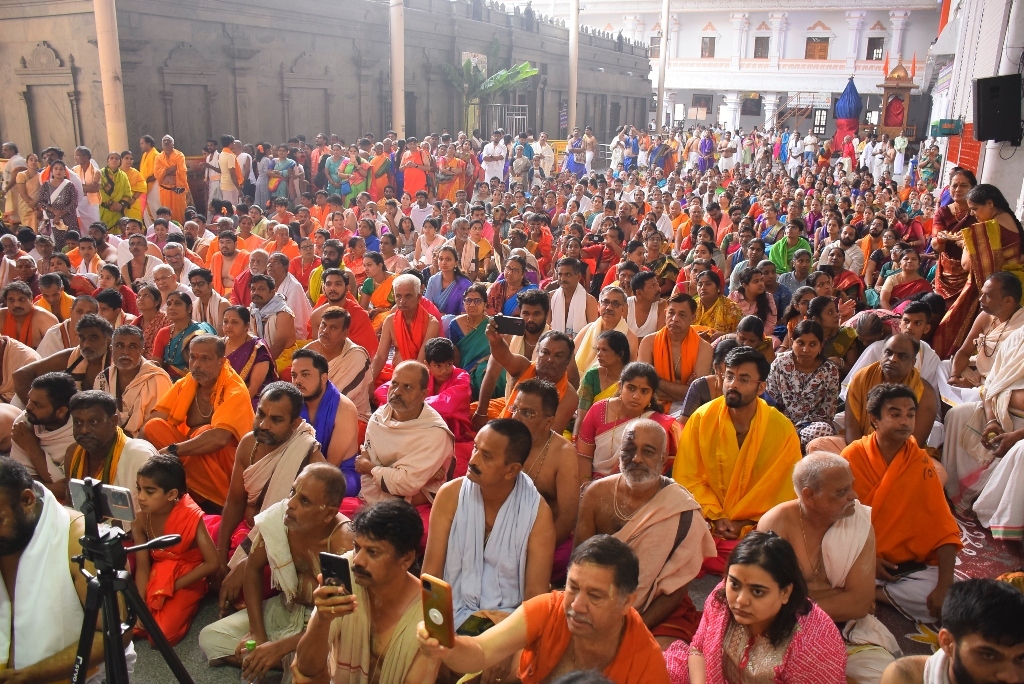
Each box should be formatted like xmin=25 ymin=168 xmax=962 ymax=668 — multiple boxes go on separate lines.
xmin=436 ymin=157 xmax=465 ymax=203
xmin=486 ymin=280 xmax=538 ymax=316
xmin=577 ymin=399 xmax=680 ymax=477
xmin=446 ymin=315 xmax=491 ymax=400
xmin=425 ymin=273 xmax=471 ymax=316
xmin=888 ymin=277 xmax=933 ymax=307
xmin=98 ymin=166 xmax=131 ymax=229
xmin=577 ymin=366 xmax=618 ymax=420
xmin=161 ymin=322 xmax=217 ymax=379
xmin=822 ymin=326 xmax=858 ymax=360
xmin=694 ymin=296 xmax=743 ymax=335
xmin=368 ymin=154 xmax=392 ymax=201
xmin=932 ymin=204 xmax=973 ymax=306
xmin=269 ymin=158 xmax=295 ymax=199
xmin=362 ymin=273 xmax=396 ymax=332
xmin=341 ymin=158 xmax=370 ymax=206
xmin=934 ymin=218 xmax=1024 ymax=358
xmin=226 ymin=335 xmax=278 ymax=409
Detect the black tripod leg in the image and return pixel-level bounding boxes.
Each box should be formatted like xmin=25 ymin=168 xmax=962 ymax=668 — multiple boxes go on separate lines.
xmin=102 ymin=576 xmax=131 ymax=684
xmin=70 ymin=576 xmax=102 ymax=684
xmin=119 ymin=572 xmax=196 ymax=684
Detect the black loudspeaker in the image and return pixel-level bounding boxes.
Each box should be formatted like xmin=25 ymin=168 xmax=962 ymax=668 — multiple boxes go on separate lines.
xmin=973 ymin=75 xmax=1022 ymax=145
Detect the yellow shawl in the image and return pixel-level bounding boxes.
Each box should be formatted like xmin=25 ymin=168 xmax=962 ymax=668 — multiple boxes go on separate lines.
xmin=67 ymin=427 xmax=129 ymax=483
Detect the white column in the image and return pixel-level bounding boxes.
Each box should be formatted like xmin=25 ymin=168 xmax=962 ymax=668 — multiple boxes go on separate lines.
xmin=889 ymin=10 xmax=910 ymax=60
xmin=655 ymin=0 xmax=671 ymax=130
xmin=722 ymin=91 xmax=741 ymax=132
xmin=669 ymin=16 xmax=680 ymax=58
xmin=622 ymin=15 xmax=638 ymax=42
xmin=568 ymin=0 xmax=579 ymax=132
xmin=634 ymin=17 xmax=645 ymax=43
xmin=93 ymin=0 xmax=128 ymax=154
xmin=769 ymin=13 xmax=787 ymax=69
xmin=763 ymin=92 xmax=780 ymax=129
xmin=389 ymin=0 xmax=405 ymax=138
xmin=730 ymin=12 xmax=749 ymax=68
xmin=980 ymin=0 xmax=1024 ymax=211
xmin=845 ymin=11 xmax=865 ymax=71
xmin=666 ymin=92 xmax=677 ymax=126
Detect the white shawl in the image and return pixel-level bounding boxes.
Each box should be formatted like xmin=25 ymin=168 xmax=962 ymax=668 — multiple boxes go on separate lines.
xmin=550 ymin=283 xmax=588 ymax=337
xmin=253 ymin=499 xmax=299 ymax=602
xmin=923 ymin=648 xmax=951 ymax=684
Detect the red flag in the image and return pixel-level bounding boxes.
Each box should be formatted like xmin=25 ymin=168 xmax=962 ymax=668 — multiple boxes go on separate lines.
xmin=883 ymin=52 xmax=890 ymax=77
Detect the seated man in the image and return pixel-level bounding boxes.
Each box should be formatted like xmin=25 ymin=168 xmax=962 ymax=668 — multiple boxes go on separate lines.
xmin=212 ymin=382 xmax=326 ymax=610
xmin=36 ymin=294 xmax=98 ymax=358
xmin=10 ymin=371 xmax=78 ymax=499
xmin=94 ymin=287 xmax=136 ymax=328
xmin=627 ymin=271 xmax=667 ymax=338
xmin=422 ymin=419 xmax=554 ymax=666
xmin=369 ymin=274 xmax=440 ymax=384
xmin=842 ymin=384 xmax=961 ymax=623
xmin=35 ymin=272 xmax=74 ymax=323
xmin=94 ymin=324 xmax=172 ymax=437
xmin=0 ymin=281 xmax=58 ymax=348
xmin=145 ymin=334 xmax=255 ymax=508
xmin=230 ymin=248 xmax=266 ymax=309
xmin=507 ymin=378 xmax=580 ymax=582
xmin=475 ymin=288 xmax=551 ymax=415
xmin=290 ymin=348 xmax=359 ymax=487
xmin=947 ymin=271 xmax=1024 ymax=394
xmin=758 ymin=453 xmax=898 ymax=684
xmin=267 ymin=252 xmax=313 ymax=342
xmin=249 ymin=274 xmax=297 ymax=375
xmin=674 ymin=346 xmax=802 ymax=574
xmin=199 ymin=463 xmax=353 ymax=680
xmin=62 ymin=389 xmax=158 ymax=493
xmin=575 ymin=418 xmax=716 ymax=648
xmin=416 ymin=534 xmax=671 ymax=684
xmin=187 ymin=267 xmax=229 ymax=334
xmin=209 ymin=230 xmax=251 ymax=299
xmin=303 ymin=305 xmax=372 ymax=434
xmin=638 ymin=293 xmax=713 ymax=414
xmin=355 ymin=361 xmax=454 ymax=525
xmin=15 ymin=313 xmax=111 ymax=401
xmin=810 ymin=334 xmax=940 ymax=454
xmin=291 ymin=500 xmax=441 ymax=683
xmin=547 ymin=257 xmax=598 ymax=337
xmin=474 ymin=328 xmax=578 ymax=434
xmin=0 ymin=459 xmax=134 ymax=683
xmin=308 ymin=267 xmax=377 ymax=358
xmin=573 ymin=285 xmax=638 ymax=372
xmin=879 ymin=579 xmax=1024 ymax=684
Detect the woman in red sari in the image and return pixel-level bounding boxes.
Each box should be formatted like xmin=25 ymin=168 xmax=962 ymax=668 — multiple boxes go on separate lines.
xmin=929 ymin=169 xmax=977 ymax=355
xmin=934 ymin=182 xmax=1024 ymax=358
xmin=879 ymin=249 xmax=932 ymax=310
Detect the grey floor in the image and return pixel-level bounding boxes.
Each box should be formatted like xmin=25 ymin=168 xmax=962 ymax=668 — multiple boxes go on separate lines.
xmin=134 ymin=576 xmax=721 ymax=683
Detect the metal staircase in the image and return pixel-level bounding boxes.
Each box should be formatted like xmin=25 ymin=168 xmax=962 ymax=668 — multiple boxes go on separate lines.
xmin=765 ymin=92 xmax=816 ymax=131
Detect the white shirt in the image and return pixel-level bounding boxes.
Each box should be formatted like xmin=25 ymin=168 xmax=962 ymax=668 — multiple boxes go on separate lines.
xmin=205 ymin=150 xmax=221 ymax=183
xmin=532 ymin=141 xmax=555 ymax=176
xmin=237 ymin=152 xmax=255 ymax=184
xmin=482 ymin=142 xmax=507 ymax=183
xmin=656 ymin=213 xmax=674 ymax=241
xmin=409 ymin=203 xmax=433 ymax=231
xmin=574 ymin=194 xmax=593 ymax=215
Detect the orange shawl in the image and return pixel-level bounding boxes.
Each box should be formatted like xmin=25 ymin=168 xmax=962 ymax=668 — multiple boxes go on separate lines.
xmin=208 ymin=250 xmax=251 ymax=296
xmin=500 ymin=364 xmax=570 ymax=419
xmin=2 ymin=310 xmax=33 ymax=346
xmin=846 ymin=363 xmax=925 ymax=438
xmin=652 ymin=326 xmax=700 ymax=411
xmin=146 ymin=494 xmax=207 ymax=610
xmin=393 ymin=301 xmax=430 ymax=362
xmin=154 ymin=358 xmax=254 ymax=441
xmin=842 ymin=435 xmax=961 ymax=565
xmin=518 ymin=591 xmax=670 ymax=684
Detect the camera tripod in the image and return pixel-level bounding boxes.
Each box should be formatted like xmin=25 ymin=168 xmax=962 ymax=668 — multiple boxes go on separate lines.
xmin=70 ymin=478 xmax=196 ymax=684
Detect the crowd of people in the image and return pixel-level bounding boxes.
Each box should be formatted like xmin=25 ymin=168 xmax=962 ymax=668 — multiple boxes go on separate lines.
xmin=0 ymin=117 xmax=1021 ymax=684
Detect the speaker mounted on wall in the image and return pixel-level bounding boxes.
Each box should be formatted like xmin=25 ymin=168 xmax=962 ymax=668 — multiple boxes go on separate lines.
xmin=972 ymin=75 xmax=1023 ymax=146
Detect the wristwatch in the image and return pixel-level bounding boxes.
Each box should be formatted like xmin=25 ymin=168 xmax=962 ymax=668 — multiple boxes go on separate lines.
xmin=167 ymin=443 xmax=178 ymax=456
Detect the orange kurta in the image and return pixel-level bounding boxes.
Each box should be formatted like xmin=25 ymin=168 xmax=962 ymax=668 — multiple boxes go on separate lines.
xmin=208 ymin=250 xmax=251 ymax=297
xmin=144 ymin=359 xmax=255 ymax=506
xmin=842 ymin=435 xmax=962 ymax=565
xmin=153 ymin=149 xmax=189 ymax=224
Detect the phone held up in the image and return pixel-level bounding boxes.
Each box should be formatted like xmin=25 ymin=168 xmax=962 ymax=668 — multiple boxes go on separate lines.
xmin=494 ymin=314 xmax=526 ymax=336
xmin=319 ymin=552 xmax=353 ymax=595
xmin=421 ymin=574 xmax=455 ymax=649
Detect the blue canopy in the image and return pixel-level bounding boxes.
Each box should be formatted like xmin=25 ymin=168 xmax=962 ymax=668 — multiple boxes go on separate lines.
xmin=835 ymin=78 xmax=862 ymax=119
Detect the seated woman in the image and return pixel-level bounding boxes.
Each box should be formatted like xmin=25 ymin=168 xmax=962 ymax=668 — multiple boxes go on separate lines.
xmin=664 ymin=531 xmax=847 ymax=684
xmin=679 ymin=339 xmax=738 ymax=426
xmin=446 ymin=283 xmax=490 ymax=401
xmin=343 ymin=236 xmax=367 ymax=286
xmin=221 ymin=305 xmax=276 ymax=408
xmin=425 ymin=245 xmax=472 ymax=316
xmin=808 ymin=269 xmax=856 ymax=321
xmin=576 ymin=361 xmax=681 ymax=481
xmin=92 ymin=264 xmax=140 ymax=317
xmin=808 ymin=295 xmax=859 ymax=379
xmin=778 ymin=285 xmax=816 ymax=349
xmin=720 ymin=315 xmax=775 ymax=364
xmin=151 ymin=292 xmax=216 ymax=380
xmin=576 ymin=329 xmax=630 ymax=428
xmin=485 ymin=255 xmax=536 ymax=316
xmin=879 ymin=248 xmax=931 ymax=310
xmin=766 ymin=319 xmax=839 ymax=449
xmin=862 ymin=222 xmax=895 ymax=291
xmin=358 ymin=251 xmax=395 ymax=332
xmin=728 ymin=267 xmax=778 ymax=332
xmin=693 ymin=271 xmax=743 ymax=340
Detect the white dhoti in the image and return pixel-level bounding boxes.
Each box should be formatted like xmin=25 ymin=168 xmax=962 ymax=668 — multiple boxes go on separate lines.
xmin=940 ymin=401 xmax=1022 ymax=510
xmin=973 ymin=440 xmax=1024 ymax=540
xmin=877 ymin=565 xmax=940 ymax=623
xmin=585 ymin=150 xmax=594 ymax=173
xmin=144 ymin=184 xmax=161 ymax=227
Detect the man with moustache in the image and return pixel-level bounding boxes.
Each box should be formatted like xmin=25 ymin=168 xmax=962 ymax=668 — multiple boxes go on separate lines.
xmin=36 ymin=294 xmax=98 ymax=358
xmin=93 ymin=325 xmax=172 ymax=437
xmin=292 ymin=500 xmax=441 ymax=683
xmin=304 ymin=305 xmax=372 ymax=434
xmin=306 ymin=239 xmax=343 ymax=307
xmin=576 ymin=418 xmax=716 ymax=648
xmin=35 ymin=272 xmax=74 ymax=323
xmin=15 ymin=313 xmax=111 ymax=400
xmin=229 ymin=248 xmax=268 ymax=309
xmin=9 ymin=372 xmax=78 ymax=498
xmin=308 ymin=267 xmax=377 ymax=355
xmin=0 ymin=281 xmax=58 ymax=348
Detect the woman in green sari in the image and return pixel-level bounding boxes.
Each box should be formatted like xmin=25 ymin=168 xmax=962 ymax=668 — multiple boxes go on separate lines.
xmin=99 ymin=152 xmax=132 ymax=230
xmin=575 ymin=329 xmax=631 ymax=436
xmin=341 ymin=144 xmax=371 ymax=207
xmin=446 ymin=283 xmax=491 ymax=401
xmin=153 ymin=291 xmax=217 ymax=380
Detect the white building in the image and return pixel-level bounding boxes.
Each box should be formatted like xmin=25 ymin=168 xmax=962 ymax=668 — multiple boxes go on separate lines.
xmin=547 ymin=0 xmax=940 ymax=137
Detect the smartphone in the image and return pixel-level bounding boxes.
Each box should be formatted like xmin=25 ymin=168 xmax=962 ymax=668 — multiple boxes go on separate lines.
xmin=69 ymin=479 xmax=135 ymax=522
xmin=494 ymin=315 xmax=526 ymax=336
xmin=457 ymin=614 xmax=495 ymax=637
xmin=421 ymin=574 xmax=455 ymax=648
xmin=891 ymin=560 xmax=929 ymax=578
xmin=319 ymin=552 xmax=352 ymax=595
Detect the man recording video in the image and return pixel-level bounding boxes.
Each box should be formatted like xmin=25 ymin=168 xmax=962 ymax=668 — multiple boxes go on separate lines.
xmin=0 ymin=458 xmax=134 ymax=682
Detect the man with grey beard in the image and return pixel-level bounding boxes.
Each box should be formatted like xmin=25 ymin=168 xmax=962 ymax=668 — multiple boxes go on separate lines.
xmin=574 ymin=417 xmax=715 ymax=650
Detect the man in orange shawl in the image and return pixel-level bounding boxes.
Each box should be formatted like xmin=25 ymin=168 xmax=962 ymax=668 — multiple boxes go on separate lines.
xmin=638 ymin=293 xmax=713 ymax=414
xmin=841 ymin=383 xmax=961 ymax=622
xmin=144 ymin=335 xmax=255 ymax=508
xmin=0 ymin=281 xmax=58 ymax=349
xmin=208 ymin=232 xmax=251 ymax=298
xmin=472 ymin=326 xmax=578 ymax=436
xmin=417 ymin=535 xmax=670 ymax=684
xmin=369 ymin=274 xmax=440 ymax=385
xmin=674 ymin=347 xmax=801 ymax=574
xmin=153 ymin=135 xmax=188 ymax=224
xmin=132 ymin=456 xmax=218 ymax=646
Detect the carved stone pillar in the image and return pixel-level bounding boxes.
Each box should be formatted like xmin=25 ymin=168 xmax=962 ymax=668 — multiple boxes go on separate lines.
xmin=762 ymin=92 xmax=780 ymax=128
xmin=730 ymin=13 xmax=749 ymax=68
xmin=845 ymin=11 xmax=865 ymax=71
xmin=769 ymin=13 xmax=787 ymax=69
xmin=669 ymin=16 xmax=680 ymax=58
xmin=228 ymin=46 xmax=260 ymax=141
xmin=889 ymin=11 xmax=910 ymax=60
xmin=722 ymin=91 xmax=741 ymax=132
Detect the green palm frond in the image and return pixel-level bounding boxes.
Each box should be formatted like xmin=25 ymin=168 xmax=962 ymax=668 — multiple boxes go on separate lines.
xmin=477 ymin=62 xmax=539 ymax=97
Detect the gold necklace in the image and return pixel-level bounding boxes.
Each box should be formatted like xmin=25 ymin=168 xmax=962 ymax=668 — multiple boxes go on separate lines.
xmin=799 ymin=508 xmax=824 ymax=576
xmin=524 ymin=431 xmax=554 ymax=479
xmin=194 ymin=391 xmax=213 ymax=419
xmin=612 ymin=477 xmax=639 ymax=521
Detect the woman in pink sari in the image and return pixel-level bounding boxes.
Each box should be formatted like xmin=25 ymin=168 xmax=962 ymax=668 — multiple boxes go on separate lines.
xmin=665 ymin=532 xmax=846 ymax=684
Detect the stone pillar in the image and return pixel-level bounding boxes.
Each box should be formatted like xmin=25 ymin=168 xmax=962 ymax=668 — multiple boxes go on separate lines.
xmin=655 ymin=0 xmax=670 ymax=129
xmin=93 ymin=0 xmax=128 ymax=154
xmin=730 ymin=13 xmax=749 ymax=68
xmin=889 ymin=11 xmax=910 ymax=60
xmin=389 ymin=0 xmax=406 ymax=138
xmin=763 ymin=92 xmax=780 ymax=129
xmin=769 ymin=13 xmax=787 ymax=69
xmin=722 ymin=91 xmax=741 ymax=132
xmin=670 ymin=16 xmax=680 ymax=58
xmin=845 ymin=11 xmax=865 ymax=71
xmin=568 ymin=0 xmax=579 ymax=131
xmin=666 ymin=91 xmax=677 ymax=127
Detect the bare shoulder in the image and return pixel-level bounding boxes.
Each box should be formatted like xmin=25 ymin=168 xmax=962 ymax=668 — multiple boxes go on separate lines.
xmin=236 ymin=432 xmax=256 ymax=461
xmin=756 ymin=500 xmax=798 ymax=534
xmin=552 ymin=435 xmax=578 ymax=470
xmin=581 ymin=474 xmax=616 ymax=502
xmin=434 ymin=477 xmax=465 ymax=510
xmin=331 ymin=515 xmax=355 ymax=553
xmin=880 ymin=656 xmax=927 ymax=684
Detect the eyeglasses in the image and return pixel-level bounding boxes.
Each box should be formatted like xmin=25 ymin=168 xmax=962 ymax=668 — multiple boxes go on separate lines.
xmin=509 ymin=406 xmax=540 ymax=419
xmin=599 ymin=299 xmax=623 ymax=307
xmin=463 ymin=298 xmax=485 ymax=306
